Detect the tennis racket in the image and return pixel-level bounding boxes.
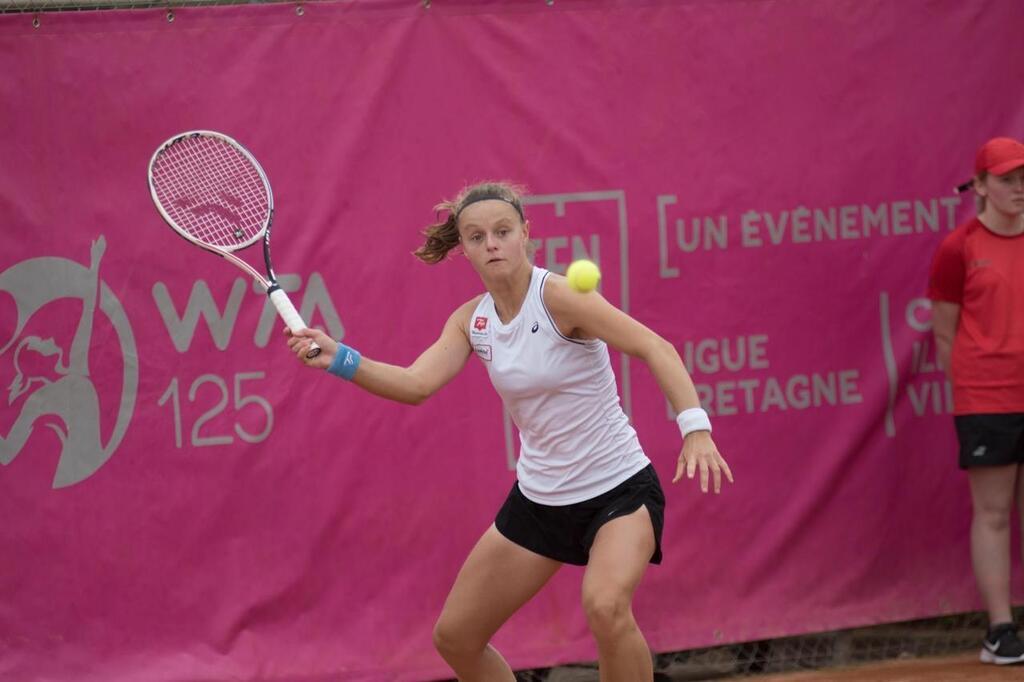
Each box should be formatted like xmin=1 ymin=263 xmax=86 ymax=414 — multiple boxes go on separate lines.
xmin=147 ymin=130 xmax=320 ymax=358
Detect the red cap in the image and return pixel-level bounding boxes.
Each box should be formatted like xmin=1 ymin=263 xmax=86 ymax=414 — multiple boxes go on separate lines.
xmin=975 ymin=137 xmax=1024 ymax=176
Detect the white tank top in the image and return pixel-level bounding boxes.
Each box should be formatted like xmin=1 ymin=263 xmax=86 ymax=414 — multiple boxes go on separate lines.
xmin=469 ymin=266 xmax=650 ymax=505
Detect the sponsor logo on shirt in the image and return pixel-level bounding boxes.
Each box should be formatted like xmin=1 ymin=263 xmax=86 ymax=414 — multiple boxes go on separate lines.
xmin=473 ymin=316 xmax=488 ymax=332
xmin=531 ymin=321 xmax=539 ymax=333
xmin=473 ymin=344 xmax=492 ymax=362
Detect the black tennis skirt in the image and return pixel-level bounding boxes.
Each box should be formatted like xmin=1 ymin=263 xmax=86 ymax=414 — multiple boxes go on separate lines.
xmin=494 ymin=464 xmax=665 ymax=566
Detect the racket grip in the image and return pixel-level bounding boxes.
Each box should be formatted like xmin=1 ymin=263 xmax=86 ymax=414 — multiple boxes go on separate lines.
xmin=269 ymin=288 xmax=321 ymax=359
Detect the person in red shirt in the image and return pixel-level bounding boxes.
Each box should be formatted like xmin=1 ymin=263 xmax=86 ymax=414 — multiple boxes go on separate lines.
xmin=929 ymin=136 xmax=1024 ymax=665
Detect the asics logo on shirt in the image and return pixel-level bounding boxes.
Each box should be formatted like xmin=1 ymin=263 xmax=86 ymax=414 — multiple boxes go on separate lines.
xmin=531 ymin=322 xmax=539 ymax=333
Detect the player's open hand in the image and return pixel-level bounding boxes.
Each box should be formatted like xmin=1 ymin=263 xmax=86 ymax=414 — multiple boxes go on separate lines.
xmin=284 ymin=327 xmax=337 ymax=370
xmin=673 ymin=431 xmax=733 ymax=493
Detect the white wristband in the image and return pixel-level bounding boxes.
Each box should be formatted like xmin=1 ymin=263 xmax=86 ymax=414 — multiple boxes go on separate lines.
xmin=676 ymin=407 xmax=712 ymax=438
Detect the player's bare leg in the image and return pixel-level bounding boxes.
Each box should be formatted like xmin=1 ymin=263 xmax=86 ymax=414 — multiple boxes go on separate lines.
xmin=1017 ymin=464 xmax=1024 ymax=566
xmin=433 ymin=525 xmax=561 ymax=681
xmin=582 ymin=506 xmax=656 ymax=681
xmin=968 ymin=465 xmax=1018 ymax=625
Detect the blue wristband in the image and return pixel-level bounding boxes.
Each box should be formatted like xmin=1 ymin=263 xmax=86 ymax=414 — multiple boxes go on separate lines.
xmin=327 ymin=342 xmax=361 ymax=381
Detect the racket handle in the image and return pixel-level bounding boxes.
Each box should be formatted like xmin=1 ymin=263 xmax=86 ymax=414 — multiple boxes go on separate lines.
xmin=269 ymin=288 xmax=321 ymax=359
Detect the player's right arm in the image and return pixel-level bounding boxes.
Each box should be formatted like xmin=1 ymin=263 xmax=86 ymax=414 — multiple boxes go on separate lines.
xmin=930 ymin=301 xmax=959 ymax=380
xmin=286 ymin=296 xmax=479 ymax=405
xmin=926 ymin=230 xmax=965 ymax=383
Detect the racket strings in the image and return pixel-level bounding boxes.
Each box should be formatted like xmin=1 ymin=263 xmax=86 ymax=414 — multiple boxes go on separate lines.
xmin=152 ymin=136 xmax=269 ymax=249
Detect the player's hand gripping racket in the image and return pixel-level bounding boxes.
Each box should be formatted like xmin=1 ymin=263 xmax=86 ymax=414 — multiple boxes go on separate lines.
xmin=148 ymin=130 xmax=320 ymax=358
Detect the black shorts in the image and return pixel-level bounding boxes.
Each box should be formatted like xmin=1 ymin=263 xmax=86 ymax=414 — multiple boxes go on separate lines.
xmin=955 ymin=413 xmax=1024 ymax=469
xmin=494 ymin=464 xmax=665 ymax=566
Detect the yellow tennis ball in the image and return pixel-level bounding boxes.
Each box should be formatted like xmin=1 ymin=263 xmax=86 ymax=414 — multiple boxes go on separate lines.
xmin=566 ymin=259 xmax=601 ymax=293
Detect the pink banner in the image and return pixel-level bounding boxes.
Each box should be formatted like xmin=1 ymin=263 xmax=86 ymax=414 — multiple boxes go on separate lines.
xmin=3 ymin=1 xmax=1024 ymax=679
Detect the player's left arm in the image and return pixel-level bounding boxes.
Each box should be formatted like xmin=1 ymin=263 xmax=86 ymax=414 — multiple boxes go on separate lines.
xmin=544 ymin=275 xmax=734 ymax=492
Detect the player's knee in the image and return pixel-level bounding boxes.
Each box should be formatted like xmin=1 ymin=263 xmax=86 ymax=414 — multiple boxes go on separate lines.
xmin=974 ymin=504 xmax=1012 ymax=530
xmin=432 ymin=617 xmax=484 ymax=660
xmin=582 ymin=589 xmax=633 ymax=641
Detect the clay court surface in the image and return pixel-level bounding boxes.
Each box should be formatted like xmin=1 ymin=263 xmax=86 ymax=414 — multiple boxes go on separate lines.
xmin=536 ymin=652 xmax=1023 ymax=681
xmin=748 ymin=653 xmax=1023 ymax=681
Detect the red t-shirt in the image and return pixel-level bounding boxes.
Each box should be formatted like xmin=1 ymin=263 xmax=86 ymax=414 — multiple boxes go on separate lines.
xmin=927 ymin=218 xmax=1024 ymax=414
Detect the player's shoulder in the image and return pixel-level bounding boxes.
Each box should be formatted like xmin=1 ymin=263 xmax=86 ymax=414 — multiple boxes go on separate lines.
xmin=542 ymin=268 xmax=567 ymax=289
xmin=542 ymin=269 xmax=605 ymax=313
xmin=936 ymin=217 xmax=978 ymax=253
xmin=954 ymin=217 xmax=984 ymax=240
xmin=540 ymin=269 xmax=572 ymax=305
xmin=449 ymin=294 xmax=487 ymax=327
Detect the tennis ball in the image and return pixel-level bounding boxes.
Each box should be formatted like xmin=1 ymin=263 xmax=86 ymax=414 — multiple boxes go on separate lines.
xmin=566 ymin=259 xmax=601 ymax=293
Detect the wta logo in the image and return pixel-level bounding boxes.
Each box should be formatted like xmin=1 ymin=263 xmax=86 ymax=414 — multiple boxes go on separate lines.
xmin=0 ymin=237 xmax=137 ymax=488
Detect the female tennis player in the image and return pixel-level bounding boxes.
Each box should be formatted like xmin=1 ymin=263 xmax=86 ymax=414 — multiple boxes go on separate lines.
xmin=285 ymin=181 xmax=733 ymax=681
xmin=928 ymin=137 xmax=1024 ymax=666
